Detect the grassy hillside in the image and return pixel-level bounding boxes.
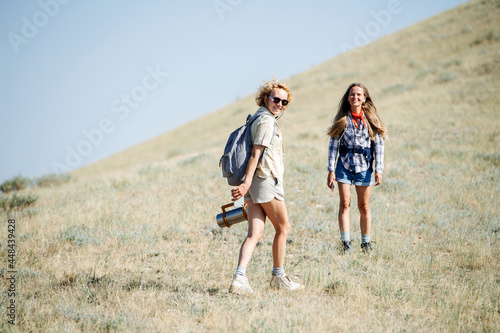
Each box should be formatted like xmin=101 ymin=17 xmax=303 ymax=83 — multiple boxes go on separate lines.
xmin=75 ymin=0 xmax=499 ymax=178
xmin=1 ymin=0 xmax=499 ymax=331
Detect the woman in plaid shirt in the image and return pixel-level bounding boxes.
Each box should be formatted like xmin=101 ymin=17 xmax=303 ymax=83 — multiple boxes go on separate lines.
xmin=327 ymin=83 xmax=388 ymax=252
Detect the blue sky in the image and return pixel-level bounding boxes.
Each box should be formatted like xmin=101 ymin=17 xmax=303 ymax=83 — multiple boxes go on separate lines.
xmin=0 ymin=0 xmax=467 ymax=182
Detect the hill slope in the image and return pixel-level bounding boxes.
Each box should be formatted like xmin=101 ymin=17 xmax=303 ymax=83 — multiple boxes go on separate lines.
xmin=6 ymin=0 xmax=499 ymax=331
xmin=76 ymin=0 xmax=499 ymax=178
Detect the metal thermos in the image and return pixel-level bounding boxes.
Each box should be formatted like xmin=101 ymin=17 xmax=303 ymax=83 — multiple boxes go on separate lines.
xmin=216 ymin=202 xmax=248 ymax=228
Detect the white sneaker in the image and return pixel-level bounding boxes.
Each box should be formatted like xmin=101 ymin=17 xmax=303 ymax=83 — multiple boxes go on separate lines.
xmin=229 ymin=274 xmax=254 ymax=295
xmin=270 ymin=274 xmax=305 ymax=291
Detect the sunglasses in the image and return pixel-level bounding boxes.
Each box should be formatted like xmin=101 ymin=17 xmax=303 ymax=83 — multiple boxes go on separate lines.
xmin=269 ymin=96 xmax=289 ymax=106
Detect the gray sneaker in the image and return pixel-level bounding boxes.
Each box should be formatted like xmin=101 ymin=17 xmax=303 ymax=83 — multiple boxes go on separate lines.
xmin=229 ymin=274 xmax=254 ymax=295
xmin=270 ymin=274 xmax=305 ymax=291
xmin=342 ymin=240 xmax=352 ymax=252
xmin=361 ymin=242 xmax=372 ymax=253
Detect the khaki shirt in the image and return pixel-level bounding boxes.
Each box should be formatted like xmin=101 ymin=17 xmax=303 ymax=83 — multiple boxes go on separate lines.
xmin=250 ymin=107 xmax=284 ymax=182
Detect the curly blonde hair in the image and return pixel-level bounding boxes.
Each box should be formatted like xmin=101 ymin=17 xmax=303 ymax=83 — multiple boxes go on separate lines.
xmin=327 ymin=83 xmax=387 ymax=140
xmin=255 ymin=79 xmax=294 ymax=109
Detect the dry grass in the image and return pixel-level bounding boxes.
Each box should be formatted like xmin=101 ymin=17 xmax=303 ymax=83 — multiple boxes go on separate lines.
xmin=1 ymin=0 xmax=499 ymax=331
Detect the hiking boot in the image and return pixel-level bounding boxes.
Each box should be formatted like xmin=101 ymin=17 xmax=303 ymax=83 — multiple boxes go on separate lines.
xmin=229 ymin=274 xmax=253 ymax=295
xmin=342 ymin=240 xmax=352 ymax=252
xmin=270 ymin=274 xmax=305 ymax=291
xmin=361 ymin=242 xmax=372 ymax=253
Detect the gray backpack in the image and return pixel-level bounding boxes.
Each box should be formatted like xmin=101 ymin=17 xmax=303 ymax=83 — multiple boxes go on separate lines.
xmin=219 ymin=113 xmax=275 ymax=186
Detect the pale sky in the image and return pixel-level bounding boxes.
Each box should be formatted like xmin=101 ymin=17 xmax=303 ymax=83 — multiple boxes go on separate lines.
xmin=0 ymin=0 xmax=467 ymax=182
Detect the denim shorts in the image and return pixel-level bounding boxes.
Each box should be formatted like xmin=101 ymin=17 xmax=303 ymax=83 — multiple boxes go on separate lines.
xmin=335 ymin=161 xmax=373 ymax=186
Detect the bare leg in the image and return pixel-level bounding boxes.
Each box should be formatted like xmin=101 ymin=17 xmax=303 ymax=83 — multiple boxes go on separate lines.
xmin=260 ymin=198 xmax=291 ymax=269
xmin=237 ymin=200 xmax=266 ymax=268
xmin=355 ymin=185 xmax=371 ymax=235
xmin=337 ymin=182 xmax=351 ymax=233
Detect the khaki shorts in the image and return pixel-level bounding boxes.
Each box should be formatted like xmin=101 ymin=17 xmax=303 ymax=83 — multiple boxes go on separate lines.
xmin=244 ymin=176 xmax=285 ymax=204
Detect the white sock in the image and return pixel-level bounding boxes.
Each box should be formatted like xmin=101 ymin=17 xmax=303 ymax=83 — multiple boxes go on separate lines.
xmin=272 ymin=266 xmax=284 ymax=277
xmin=361 ymin=234 xmax=370 ymax=244
xmin=235 ymin=266 xmax=246 ymax=277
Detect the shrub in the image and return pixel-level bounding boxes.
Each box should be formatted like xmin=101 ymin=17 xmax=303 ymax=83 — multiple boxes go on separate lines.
xmin=476 ymin=152 xmax=500 ymax=167
xmin=0 ymin=193 xmax=38 ymax=212
xmin=416 ymin=67 xmax=437 ymax=80
xmin=407 ymin=60 xmax=420 ymax=68
xmin=435 ymin=71 xmax=457 ymax=83
xmin=470 ymin=30 xmax=499 ymax=45
xmin=138 ymin=165 xmax=165 ymax=180
xmin=0 ymin=175 xmax=30 ymax=193
xmin=440 ymin=59 xmax=462 ymax=68
xmin=35 ymin=173 xmax=71 ymax=188
xmin=58 ymin=225 xmax=101 ymax=246
xmin=382 ymin=84 xmax=417 ymax=95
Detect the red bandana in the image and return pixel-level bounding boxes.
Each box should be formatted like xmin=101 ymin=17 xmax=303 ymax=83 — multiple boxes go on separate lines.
xmin=351 ymin=109 xmax=366 ymax=129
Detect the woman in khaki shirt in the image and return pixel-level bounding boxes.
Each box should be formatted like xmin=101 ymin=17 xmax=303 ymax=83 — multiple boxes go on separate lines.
xmin=229 ymin=80 xmax=304 ymax=294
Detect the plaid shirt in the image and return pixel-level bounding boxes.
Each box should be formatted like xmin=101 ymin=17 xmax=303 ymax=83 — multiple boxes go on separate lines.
xmin=328 ymin=113 xmax=384 ymax=174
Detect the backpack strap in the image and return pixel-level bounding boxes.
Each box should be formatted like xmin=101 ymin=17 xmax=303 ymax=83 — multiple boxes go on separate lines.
xmin=246 ymin=113 xmax=262 ymax=125
xmin=245 ymin=112 xmax=277 ymax=175
xmin=246 ymin=112 xmax=276 ymax=143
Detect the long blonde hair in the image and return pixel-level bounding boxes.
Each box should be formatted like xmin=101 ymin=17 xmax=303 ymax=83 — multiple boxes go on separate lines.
xmin=327 ymin=83 xmax=387 ymax=140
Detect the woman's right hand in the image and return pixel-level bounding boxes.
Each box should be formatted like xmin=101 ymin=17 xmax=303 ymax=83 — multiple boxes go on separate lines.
xmin=231 ymin=182 xmax=250 ymax=201
xmin=327 ymin=171 xmax=336 ymax=190
xmin=231 ymin=145 xmax=262 ymax=201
